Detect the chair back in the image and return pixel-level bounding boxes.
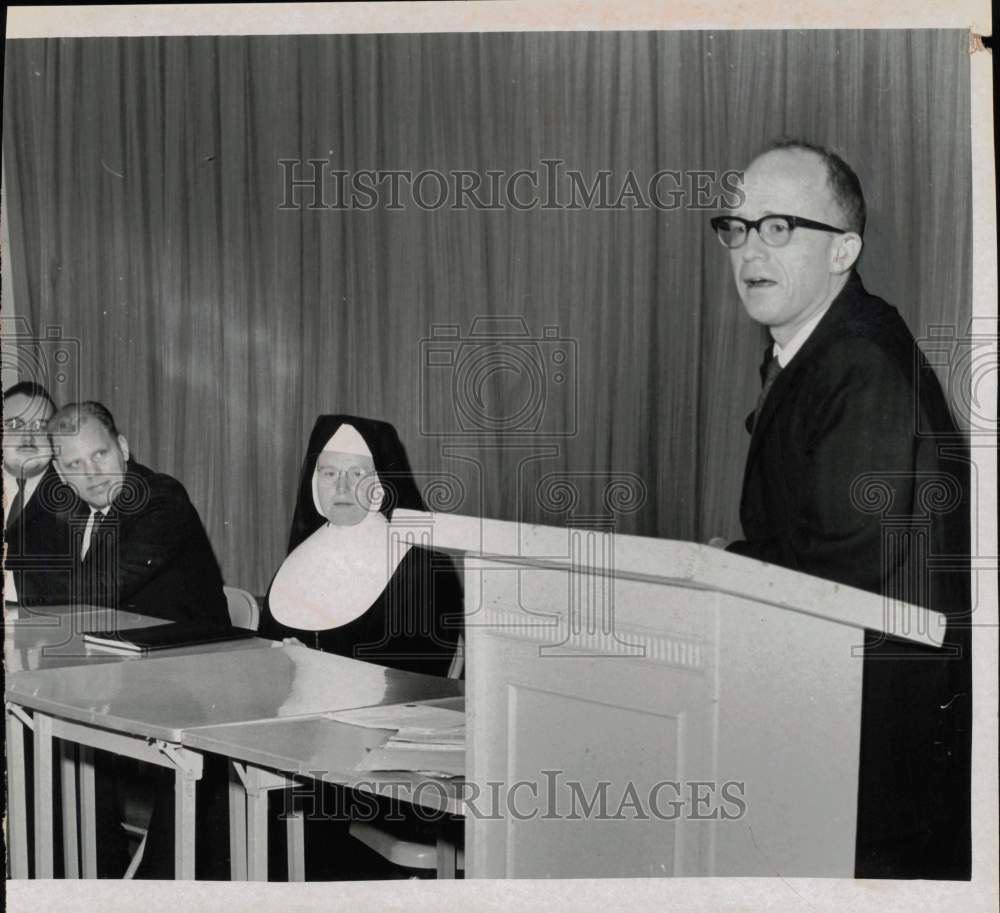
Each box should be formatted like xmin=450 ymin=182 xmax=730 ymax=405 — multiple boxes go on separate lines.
xmin=223 ymin=585 xmax=261 ymax=631
xmin=446 ymin=634 xmax=465 ymax=680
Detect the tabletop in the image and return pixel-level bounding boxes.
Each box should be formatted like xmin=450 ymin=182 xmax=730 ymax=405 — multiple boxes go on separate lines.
xmin=5 ymin=643 xmax=465 ymax=742
xmin=4 ymin=604 xmax=268 ymax=673
xmin=183 ymin=693 xmax=465 ymax=814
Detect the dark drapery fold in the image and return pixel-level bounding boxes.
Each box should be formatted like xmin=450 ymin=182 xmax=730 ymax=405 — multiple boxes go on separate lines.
xmin=2 ymin=31 xmax=972 ymax=592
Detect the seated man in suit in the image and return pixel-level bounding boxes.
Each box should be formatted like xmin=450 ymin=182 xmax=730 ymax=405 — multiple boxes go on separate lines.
xmin=46 ymin=400 xmax=231 ymax=877
xmin=46 ymin=400 xmax=228 ymax=625
xmin=3 ymin=381 xmax=74 ymax=606
xmin=709 ymin=140 xmax=971 ymax=879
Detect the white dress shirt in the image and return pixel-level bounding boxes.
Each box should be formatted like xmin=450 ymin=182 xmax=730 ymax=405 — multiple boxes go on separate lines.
xmin=773 ymin=302 xmax=833 ymax=368
xmin=80 ymin=506 xmax=111 ymax=560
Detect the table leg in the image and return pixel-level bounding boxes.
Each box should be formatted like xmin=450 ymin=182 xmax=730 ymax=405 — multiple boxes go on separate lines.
xmin=78 ymin=747 xmax=98 ymax=877
xmin=229 ymin=763 xmax=247 ymax=880
xmin=286 ymin=807 xmax=305 ymax=882
xmin=33 ymin=713 xmax=55 ymax=877
xmin=436 ymin=832 xmax=458 ymax=879
xmin=174 ymin=764 xmax=198 ymax=879
xmin=246 ymin=773 xmax=269 ymax=881
xmin=60 ymin=741 xmax=80 ymax=877
xmin=5 ymin=706 xmax=30 ymax=878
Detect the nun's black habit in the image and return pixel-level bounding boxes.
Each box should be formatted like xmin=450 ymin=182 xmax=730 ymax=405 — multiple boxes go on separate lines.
xmin=260 ymin=415 xmax=462 ymax=677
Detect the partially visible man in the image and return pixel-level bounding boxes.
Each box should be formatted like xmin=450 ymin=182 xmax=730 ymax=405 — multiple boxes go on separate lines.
xmin=4 ymin=381 xmax=74 ymax=605
xmin=47 ymin=400 xmax=228 ymax=625
xmin=711 ymin=140 xmax=971 ymax=879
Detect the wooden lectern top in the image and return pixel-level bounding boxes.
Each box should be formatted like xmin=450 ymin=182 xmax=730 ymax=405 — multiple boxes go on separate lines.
xmin=391 ymin=509 xmax=947 ymax=649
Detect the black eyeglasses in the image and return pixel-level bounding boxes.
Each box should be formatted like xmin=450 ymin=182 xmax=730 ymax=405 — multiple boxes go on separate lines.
xmin=3 ymin=417 xmax=49 ymax=433
xmin=710 ymin=214 xmax=848 ymax=249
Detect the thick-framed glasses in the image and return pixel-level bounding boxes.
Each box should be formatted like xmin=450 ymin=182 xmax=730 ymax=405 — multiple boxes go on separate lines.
xmin=3 ymin=417 xmax=49 ymax=433
xmin=710 ymin=214 xmax=847 ymax=249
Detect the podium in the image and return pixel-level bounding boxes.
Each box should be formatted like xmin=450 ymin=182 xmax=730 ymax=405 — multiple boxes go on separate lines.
xmin=393 ymin=510 xmax=947 ymax=878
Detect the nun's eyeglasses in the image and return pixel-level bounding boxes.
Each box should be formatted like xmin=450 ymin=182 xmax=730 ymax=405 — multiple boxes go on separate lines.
xmin=710 ymin=214 xmax=848 ymax=249
xmin=317 ymin=467 xmax=369 ymax=485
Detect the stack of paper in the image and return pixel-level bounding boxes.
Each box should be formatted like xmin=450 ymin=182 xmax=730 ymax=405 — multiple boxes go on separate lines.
xmin=327 ymin=698 xmax=465 ymax=778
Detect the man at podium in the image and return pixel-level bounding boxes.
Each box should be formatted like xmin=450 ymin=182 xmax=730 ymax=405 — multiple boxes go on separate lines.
xmin=710 ymin=140 xmax=971 ymax=879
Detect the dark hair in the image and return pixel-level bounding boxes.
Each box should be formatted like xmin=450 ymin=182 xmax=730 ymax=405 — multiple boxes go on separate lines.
xmin=48 ymin=401 xmax=121 ymax=439
xmin=764 ymin=138 xmax=867 ymax=236
xmin=3 ymin=381 xmax=56 ymax=410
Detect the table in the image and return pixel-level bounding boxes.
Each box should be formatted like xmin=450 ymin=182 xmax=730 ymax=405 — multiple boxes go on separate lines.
xmin=4 ymin=603 xmax=251 ymax=673
xmin=4 ymin=611 xmax=271 ymax=880
xmin=6 ymin=644 xmax=463 ymax=879
xmin=183 ymin=692 xmax=465 ymax=880
xmin=4 ymin=605 xmax=166 ymax=877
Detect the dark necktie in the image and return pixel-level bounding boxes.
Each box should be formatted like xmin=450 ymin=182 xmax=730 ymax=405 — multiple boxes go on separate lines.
xmin=752 ymin=356 xmax=783 ymax=431
xmin=81 ymin=509 xmax=106 ymax=560
xmin=6 ymin=475 xmax=26 ymax=531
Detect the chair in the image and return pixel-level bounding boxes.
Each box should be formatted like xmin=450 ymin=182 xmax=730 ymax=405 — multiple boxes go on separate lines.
xmin=224 ymin=586 xmax=261 ymax=631
xmin=446 ymin=634 xmax=465 ymax=680
xmin=348 ymin=634 xmax=465 ymax=877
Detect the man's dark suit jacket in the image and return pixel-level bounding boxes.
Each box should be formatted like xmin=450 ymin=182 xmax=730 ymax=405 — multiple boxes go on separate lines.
xmin=15 ymin=458 xmax=229 ymax=626
xmin=728 ymin=272 xmax=971 ymax=879
xmin=4 ymin=462 xmax=76 ymax=605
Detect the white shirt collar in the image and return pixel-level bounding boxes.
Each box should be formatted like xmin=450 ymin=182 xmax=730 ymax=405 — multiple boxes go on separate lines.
xmin=773 ymin=303 xmax=832 ymax=367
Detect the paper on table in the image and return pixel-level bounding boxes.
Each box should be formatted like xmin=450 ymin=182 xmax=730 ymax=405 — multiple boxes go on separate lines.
xmin=392 ymin=726 xmax=464 ymax=744
xmin=354 ymin=743 xmax=464 ymax=778
xmin=326 ymin=696 xmax=464 ymax=733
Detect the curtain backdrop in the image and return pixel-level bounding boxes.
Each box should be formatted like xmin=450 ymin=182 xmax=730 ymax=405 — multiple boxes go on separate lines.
xmin=2 ymin=31 xmax=972 ymax=593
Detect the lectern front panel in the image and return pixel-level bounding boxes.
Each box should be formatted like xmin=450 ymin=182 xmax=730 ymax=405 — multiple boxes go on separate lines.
xmin=464 ymin=556 xmax=864 ymax=878
xmin=465 ymin=560 xmax=717 ymax=877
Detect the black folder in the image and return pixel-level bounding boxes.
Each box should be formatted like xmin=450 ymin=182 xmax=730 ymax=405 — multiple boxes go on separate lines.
xmin=82 ymin=622 xmax=256 ymax=654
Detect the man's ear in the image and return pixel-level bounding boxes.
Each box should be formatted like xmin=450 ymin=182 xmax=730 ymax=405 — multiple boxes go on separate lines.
xmin=830 ymin=232 xmax=863 ymax=274
xmin=118 ymin=435 xmax=130 ymax=463
xmin=52 ymin=457 xmax=67 ymax=483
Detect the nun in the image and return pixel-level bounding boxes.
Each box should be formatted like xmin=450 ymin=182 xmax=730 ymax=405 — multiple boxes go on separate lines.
xmin=261 ymin=415 xmax=462 ymax=677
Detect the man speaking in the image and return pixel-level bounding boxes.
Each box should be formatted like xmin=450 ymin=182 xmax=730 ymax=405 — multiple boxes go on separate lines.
xmin=710 ymin=140 xmax=971 ymax=879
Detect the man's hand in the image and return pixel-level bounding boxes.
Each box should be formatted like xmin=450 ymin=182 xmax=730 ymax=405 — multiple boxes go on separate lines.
xmin=707 ymin=537 xmax=731 ymax=550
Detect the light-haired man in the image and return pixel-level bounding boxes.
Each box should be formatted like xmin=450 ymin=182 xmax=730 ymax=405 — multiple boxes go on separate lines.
xmin=45 ymin=400 xmax=231 ymax=877
xmin=47 ymin=400 xmax=228 ymax=625
xmin=711 ymin=140 xmax=971 ymax=879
